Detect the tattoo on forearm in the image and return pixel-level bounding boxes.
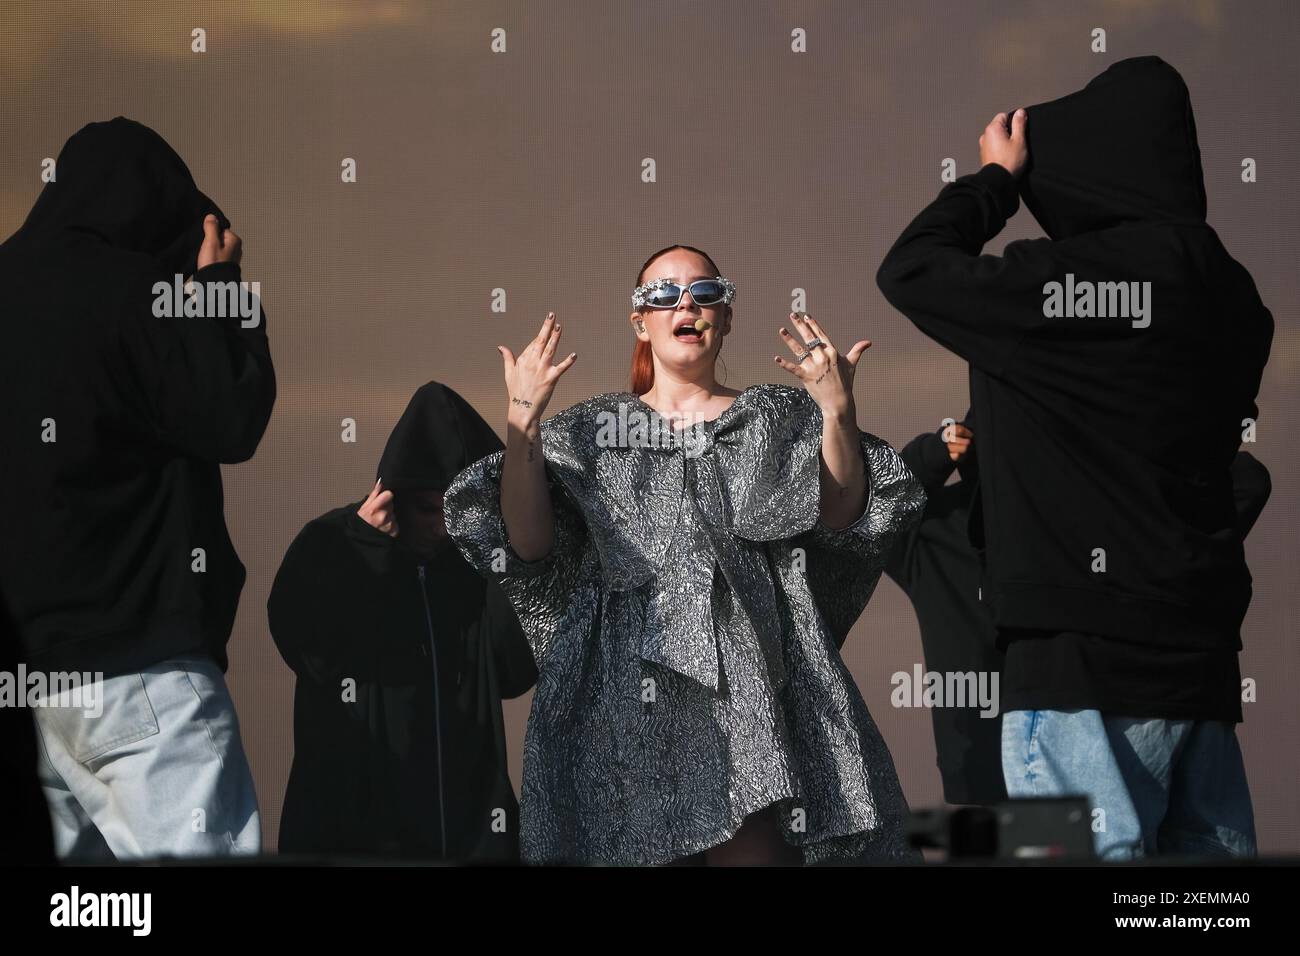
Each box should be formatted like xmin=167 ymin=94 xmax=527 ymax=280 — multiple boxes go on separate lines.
xmin=527 ymin=439 xmax=536 ymax=463
xmin=511 ymin=397 xmax=534 ymax=408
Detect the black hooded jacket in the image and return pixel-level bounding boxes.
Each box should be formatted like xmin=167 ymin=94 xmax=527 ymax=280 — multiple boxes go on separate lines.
xmin=0 ymin=590 xmax=55 ymax=863
xmin=0 ymin=118 xmax=274 ymax=676
xmin=877 ymin=58 xmax=1273 ymax=720
xmin=268 ymin=382 xmax=536 ymax=861
xmin=886 ymin=408 xmax=1269 ymax=800
xmin=885 ymin=412 xmax=1007 ymax=806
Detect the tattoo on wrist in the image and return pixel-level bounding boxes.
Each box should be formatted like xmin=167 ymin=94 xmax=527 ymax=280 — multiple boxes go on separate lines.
xmin=527 ymin=439 xmax=536 ymax=463
xmin=511 ymin=397 xmax=534 ymax=408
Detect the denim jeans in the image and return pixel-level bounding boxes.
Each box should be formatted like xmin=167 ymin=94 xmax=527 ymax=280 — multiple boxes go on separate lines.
xmin=1001 ymin=709 xmax=1256 ymax=860
xmin=32 ymin=654 xmax=261 ymax=860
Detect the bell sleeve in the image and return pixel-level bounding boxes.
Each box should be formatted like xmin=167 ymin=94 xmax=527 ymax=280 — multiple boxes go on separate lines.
xmin=710 ymin=385 xmax=925 ymax=649
xmin=797 ymin=431 xmax=926 ymax=647
xmin=481 ymin=574 xmax=539 ymax=699
xmin=444 ymin=447 xmax=593 ymax=672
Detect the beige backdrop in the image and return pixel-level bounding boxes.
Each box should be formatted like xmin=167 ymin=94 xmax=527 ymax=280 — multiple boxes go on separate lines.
xmin=2 ymin=0 xmax=1296 ymax=853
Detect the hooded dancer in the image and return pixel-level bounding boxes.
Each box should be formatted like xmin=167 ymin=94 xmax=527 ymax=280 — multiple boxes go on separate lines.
xmin=445 ymin=245 xmax=925 ymax=865
xmin=877 ymin=58 xmax=1273 ymax=858
xmin=884 ymin=412 xmax=1007 ymax=807
xmin=268 ymin=382 xmax=536 ymax=861
xmin=0 ymin=118 xmax=273 ymax=858
xmin=886 ymin=416 xmax=1270 ymax=812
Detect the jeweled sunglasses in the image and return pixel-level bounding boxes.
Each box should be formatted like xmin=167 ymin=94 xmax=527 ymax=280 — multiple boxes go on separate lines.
xmin=631 ymin=276 xmax=737 ymax=310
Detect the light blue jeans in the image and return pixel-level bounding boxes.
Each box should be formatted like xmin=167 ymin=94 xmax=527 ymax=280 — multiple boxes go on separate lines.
xmin=32 ymin=654 xmax=261 ymax=860
xmin=1001 ymin=709 xmax=1256 ymax=860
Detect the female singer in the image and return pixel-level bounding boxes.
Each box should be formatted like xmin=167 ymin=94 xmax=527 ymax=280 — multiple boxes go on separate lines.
xmin=445 ymin=244 xmax=924 ymax=865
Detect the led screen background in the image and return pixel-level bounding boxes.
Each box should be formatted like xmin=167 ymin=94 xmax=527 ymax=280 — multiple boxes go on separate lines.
xmin=2 ymin=0 xmax=1295 ymax=851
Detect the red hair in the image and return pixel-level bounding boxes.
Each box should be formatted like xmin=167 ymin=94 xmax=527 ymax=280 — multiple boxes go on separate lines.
xmin=630 ymin=244 xmax=726 ymax=395
xmin=630 ymin=338 xmax=656 ymax=397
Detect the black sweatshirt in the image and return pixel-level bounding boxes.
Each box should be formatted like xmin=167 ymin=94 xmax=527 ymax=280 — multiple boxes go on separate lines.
xmin=877 ymin=58 xmax=1272 ymax=721
xmin=0 ymin=118 xmax=275 ymax=676
xmin=887 ymin=417 xmax=1268 ymax=800
xmin=886 ymin=415 xmax=1007 ymax=807
xmin=269 ymin=382 xmax=537 ymax=861
xmin=0 ymin=590 xmax=55 ymax=863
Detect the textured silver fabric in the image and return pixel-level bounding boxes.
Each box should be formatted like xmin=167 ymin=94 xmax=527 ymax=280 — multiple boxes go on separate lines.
xmin=445 ymin=383 xmax=925 ymax=865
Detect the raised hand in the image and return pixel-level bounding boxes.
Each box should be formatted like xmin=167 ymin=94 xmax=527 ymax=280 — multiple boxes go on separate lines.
xmin=197 ymin=213 xmax=241 ymax=271
xmin=357 ymin=478 xmax=398 ymax=537
xmin=499 ymin=312 xmax=577 ymax=429
xmin=943 ymin=422 xmax=973 ymax=462
xmin=979 ymin=108 xmax=1028 ymax=178
xmin=773 ymin=312 xmax=871 ymax=421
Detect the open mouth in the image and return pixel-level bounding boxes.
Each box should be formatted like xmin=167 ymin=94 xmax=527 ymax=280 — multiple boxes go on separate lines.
xmin=673 ymin=324 xmax=704 ymax=341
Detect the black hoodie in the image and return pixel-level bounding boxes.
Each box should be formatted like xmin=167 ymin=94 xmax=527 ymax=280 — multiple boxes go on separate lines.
xmin=0 ymin=590 xmax=55 ymax=863
xmin=268 ymin=382 xmax=536 ymax=861
xmin=0 ymin=118 xmax=275 ymax=676
xmin=886 ymin=408 xmax=1270 ymax=801
xmin=885 ymin=412 xmax=1007 ymax=806
xmin=883 ymin=411 xmax=1003 ymax=806
xmin=877 ymin=58 xmax=1273 ymax=721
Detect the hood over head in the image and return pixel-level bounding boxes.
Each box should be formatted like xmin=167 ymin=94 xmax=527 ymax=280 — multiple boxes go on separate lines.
xmin=377 ymin=382 xmax=503 ymax=495
xmin=1017 ymin=56 xmax=1207 ymax=239
xmin=11 ymin=117 xmax=228 ymax=277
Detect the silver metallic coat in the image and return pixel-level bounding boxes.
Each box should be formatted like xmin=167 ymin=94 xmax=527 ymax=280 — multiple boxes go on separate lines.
xmin=445 ymin=383 xmax=926 ymax=864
